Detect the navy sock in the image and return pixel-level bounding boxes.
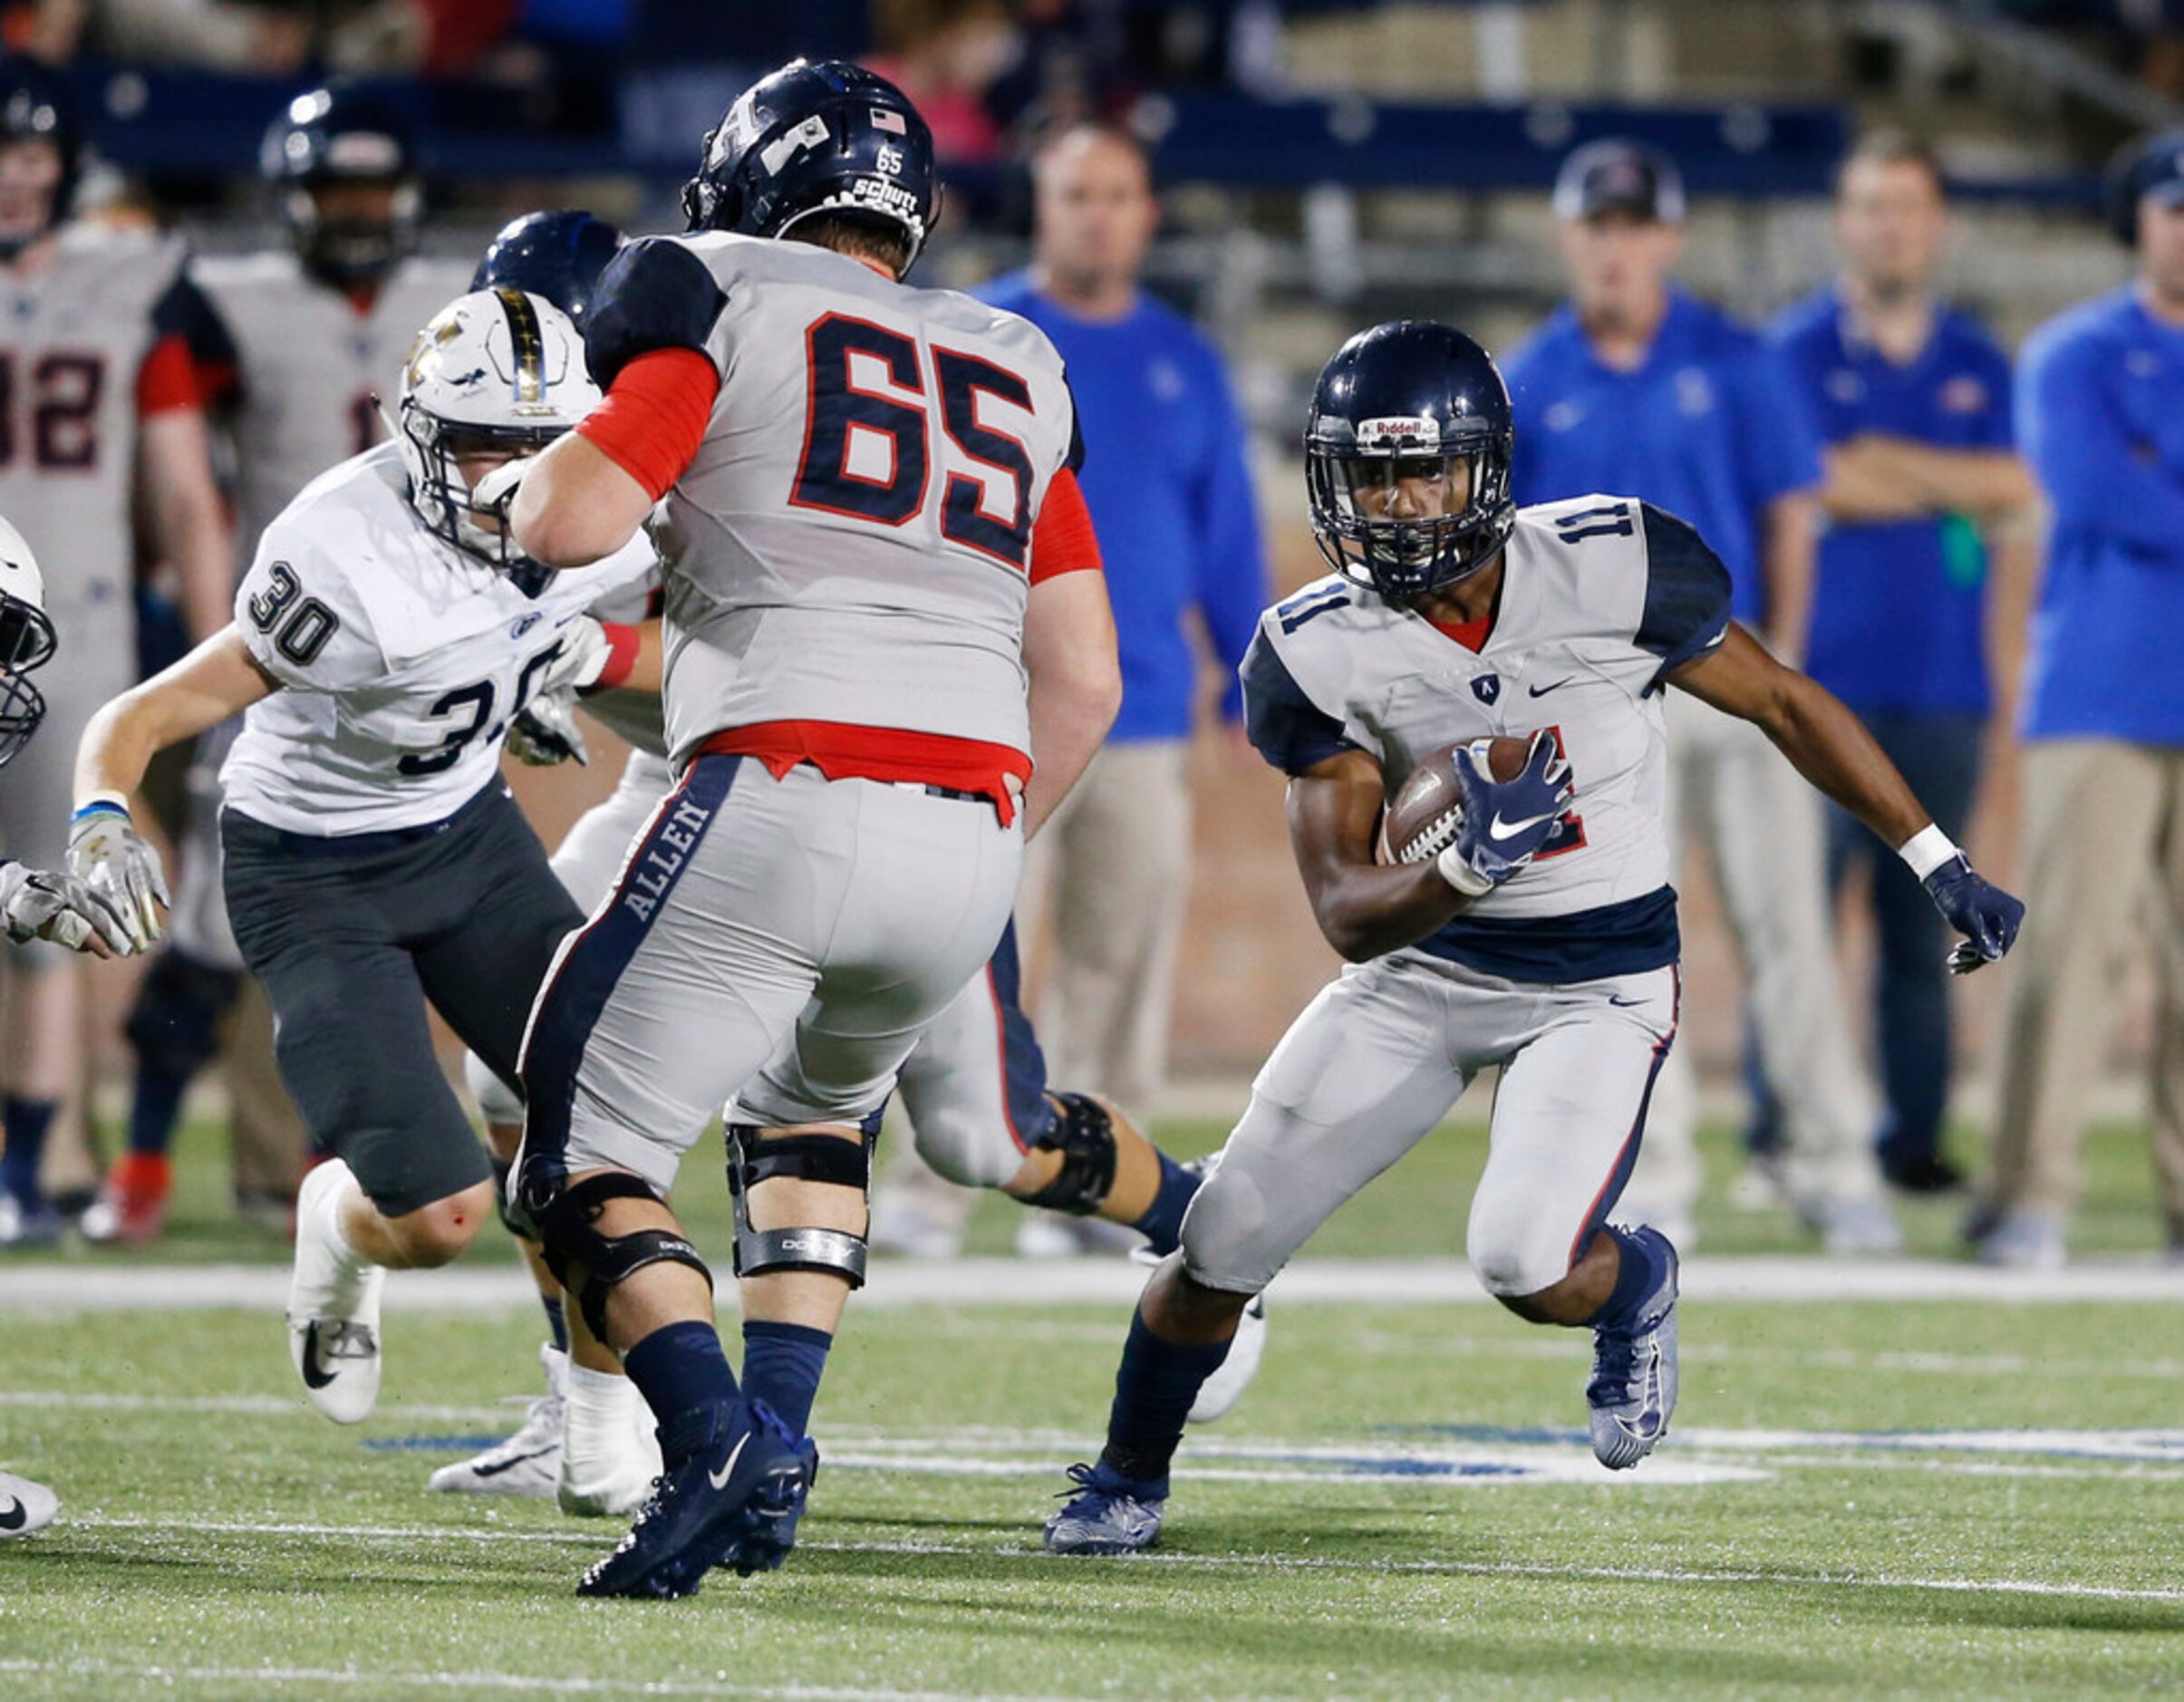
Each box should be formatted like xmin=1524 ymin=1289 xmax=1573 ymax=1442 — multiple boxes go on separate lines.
xmin=540 ymin=1294 xmax=569 ymax=1356
xmin=1129 ymin=1152 xmax=1201 ymax=1258
xmin=1099 ymin=1310 xmax=1232 ymax=1486
xmin=1589 ymin=1224 xmax=1669 ymax=1334
xmin=623 ymin=1320 xmax=741 ymax=1462
xmin=739 ymin=1320 xmax=833 ymax=1436
xmin=127 ymin=1061 xmax=191 ymax=1158
xmin=0 ymin=1097 xmax=56 ymax=1212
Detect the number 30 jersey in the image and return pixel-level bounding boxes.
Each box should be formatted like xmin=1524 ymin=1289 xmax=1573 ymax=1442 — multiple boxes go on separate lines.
xmin=220 ymin=442 xmax=653 ymax=836
xmin=584 ymin=233 xmax=1081 ymax=769
xmin=1242 ymin=496 xmax=1734 ymax=983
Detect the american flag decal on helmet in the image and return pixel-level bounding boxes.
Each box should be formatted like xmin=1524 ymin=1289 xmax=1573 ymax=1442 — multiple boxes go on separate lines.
xmin=494 ymin=287 xmax=546 ymax=403
xmin=871 ymin=108 xmax=906 ymax=133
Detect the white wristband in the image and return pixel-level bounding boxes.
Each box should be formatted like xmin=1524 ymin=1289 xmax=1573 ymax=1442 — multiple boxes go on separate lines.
xmin=1435 ymin=841 xmax=1495 ymax=899
xmin=72 ymin=788 xmax=130 ymax=821
xmin=1898 ymin=824 xmax=1960 ymax=882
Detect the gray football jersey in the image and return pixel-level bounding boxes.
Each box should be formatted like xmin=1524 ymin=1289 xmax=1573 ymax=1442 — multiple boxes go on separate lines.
xmin=587 ymin=234 xmax=1080 ymax=766
xmin=190 ymin=252 xmax=474 ymax=575
xmin=0 ymin=224 xmax=195 ymax=631
xmin=1242 ymin=496 xmax=1734 ymax=980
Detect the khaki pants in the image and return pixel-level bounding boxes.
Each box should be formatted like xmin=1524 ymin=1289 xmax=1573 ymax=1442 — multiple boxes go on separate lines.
xmin=1985 ymin=740 xmax=2184 ymax=1233
xmin=1017 ymin=740 xmax=1193 ymax=1123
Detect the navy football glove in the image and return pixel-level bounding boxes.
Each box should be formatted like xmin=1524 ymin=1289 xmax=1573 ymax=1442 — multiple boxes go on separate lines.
xmin=1437 ymin=731 xmax=1575 ymax=899
xmin=1923 ymin=854 xmax=2024 ymax=975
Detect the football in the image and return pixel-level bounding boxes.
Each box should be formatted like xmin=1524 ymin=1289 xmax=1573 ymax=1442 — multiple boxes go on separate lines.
xmin=1379 ymin=734 xmax=1532 ymax=865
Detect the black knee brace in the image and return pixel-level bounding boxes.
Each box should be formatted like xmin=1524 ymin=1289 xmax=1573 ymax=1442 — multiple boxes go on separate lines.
xmin=725 ymin=1123 xmax=872 ymax=1288
xmin=124 ymin=950 xmax=243 ymax=1077
xmin=1020 ymin=1091 xmax=1119 ymax=1216
xmin=533 ymin=1171 xmax=712 ymax=1343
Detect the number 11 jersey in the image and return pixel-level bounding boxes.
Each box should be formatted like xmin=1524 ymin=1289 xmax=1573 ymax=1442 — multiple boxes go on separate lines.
xmin=584 ymin=233 xmax=1081 ymax=771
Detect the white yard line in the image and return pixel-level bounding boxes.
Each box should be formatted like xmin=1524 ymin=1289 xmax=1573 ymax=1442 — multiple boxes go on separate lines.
xmin=0 ymin=1659 xmax=1031 ymax=1702
xmin=5 ymin=1254 xmax=2184 ymax=1314
xmin=43 ymin=1516 xmax=2184 ymax=1605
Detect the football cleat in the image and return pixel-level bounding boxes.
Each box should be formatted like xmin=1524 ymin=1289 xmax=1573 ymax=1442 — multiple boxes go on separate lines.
xmin=0 ymin=1470 xmax=58 ymax=1538
xmin=1969 ymin=1206 xmax=2065 ymax=1272
xmin=430 ymin=1342 xmax=566 ymax=1500
xmin=81 ymin=1153 xmax=172 ymax=1246
xmin=559 ymin=1359 xmax=662 ymax=1519
xmin=1187 ymin=1292 xmax=1267 ymax=1425
xmin=0 ymin=1194 xmax=63 ymax=1250
xmin=1586 ymin=1227 xmax=1678 ymax=1470
xmin=285 ymin=1158 xmax=385 ymax=1425
xmin=1043 ymin=1459 xmax=1167 ymax=1555
xmin=576 ymin=1399 xmax=815 ymax=1600
xmin=1814 ymin=1193 xmax=1903 ymax=1258
xmin=1014 ymin=1212 xmax=1140 ymax=1260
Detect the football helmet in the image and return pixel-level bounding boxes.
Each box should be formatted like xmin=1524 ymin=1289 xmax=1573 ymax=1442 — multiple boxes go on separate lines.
xmin=395 ymin=289 xmax=599 ymax=571
xmin=2104 ymin=128 xmax=2184 ymax=247
xmin=0 ymin=512 xmax=56 ymax=769
xmin=0 ymin=57 xmax=82 ymax=258
xmin=1305 ymin=320 xmax=1517 ymax=603
xmin=262 ymin=87 xmax=421 ymax=289
xmin=471 ymin=209 xmax=625 ymax=327
xmin=683 ymin=58 xmax=937 ymax=273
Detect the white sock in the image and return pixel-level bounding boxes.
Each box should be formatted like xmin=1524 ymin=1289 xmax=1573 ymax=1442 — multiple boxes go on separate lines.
xmin=320 ymin=1172 xmax=368 ymax=1273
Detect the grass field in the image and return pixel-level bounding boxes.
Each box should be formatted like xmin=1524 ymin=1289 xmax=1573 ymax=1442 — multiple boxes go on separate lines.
xmin=3 ymin=1117 xmax=2181 ymax=1699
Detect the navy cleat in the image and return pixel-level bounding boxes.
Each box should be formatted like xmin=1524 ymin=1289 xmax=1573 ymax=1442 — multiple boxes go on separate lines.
xmin=576 ymin=1398 xmax=816 ymax=1599
xmin=1586 ymin=1228 xmax=1679 ymax=1470
xmin=1042 ymin=1460 xmax=1167 ymax=1555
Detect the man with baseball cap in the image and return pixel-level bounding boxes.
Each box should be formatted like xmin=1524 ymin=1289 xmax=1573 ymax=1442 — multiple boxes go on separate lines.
xmin=1501 ymin=138 xmax=1898 ymax=1253
xmin=1970 ymin=129 xmax=2184 ymax=1267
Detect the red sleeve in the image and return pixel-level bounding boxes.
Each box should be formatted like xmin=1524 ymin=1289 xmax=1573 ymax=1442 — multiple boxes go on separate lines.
xmin=1028 ymin=467 xmax=1103 ymax=585
xmin=574 ymin=347 xmax=720 ymax=502
xmin=135 ymin=334 xmax=202 ymax=418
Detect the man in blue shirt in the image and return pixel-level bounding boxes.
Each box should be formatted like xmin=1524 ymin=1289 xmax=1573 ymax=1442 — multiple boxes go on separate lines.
xmin=1974 ymin=129 xmax=2184 ymax=1268
xmin=1502 ymin=139 xmax=1898 ymax=1253
xmin=871 ymin=121 xmax=1269 ymax=1257
xmin=1771 ymin=132 xmax=2034 ymax=1196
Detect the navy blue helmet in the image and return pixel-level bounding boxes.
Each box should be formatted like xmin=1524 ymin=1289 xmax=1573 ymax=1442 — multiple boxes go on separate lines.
xmin=261 ymin=87 xmax=421 ymax=287
xmin=0 ymin=58 xmax=82 ymax=257
xmin=471 ymin=209 xmax=625 ymax=326
xmin=682 ymin=58 xmax=937 ymax=273
xmin=2105 ymin=128 xmax=2184 ymax=247
xmin=1305 ymin=321 xmax=1517 ymax=602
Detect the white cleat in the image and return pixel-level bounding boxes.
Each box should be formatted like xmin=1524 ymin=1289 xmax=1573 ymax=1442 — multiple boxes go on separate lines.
xmin=1015 ymin=1211 xmax=1141 ymax=1260
xmin=1815 ymin=1193 xmax=1904 ymax=1257
xmin=429 ymin=1343 xmax=566 ymax=1500
xmin=1187 ymin=1292 xmax=1267 ymax=1424
xmin=558 ymin=1358 xmax=662 ymax=1518
xmin=0 ymin=1471 xmax=58 ymax=1537
xmin=285 ymin=1159 xmax=385 ymax=1425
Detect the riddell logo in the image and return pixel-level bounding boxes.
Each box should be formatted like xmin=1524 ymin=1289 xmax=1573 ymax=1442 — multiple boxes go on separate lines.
xmin=1356 ymin=415 xmax=1439 ymax=450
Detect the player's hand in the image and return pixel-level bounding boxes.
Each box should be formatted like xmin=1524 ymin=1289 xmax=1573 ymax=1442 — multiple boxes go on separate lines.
xmin=65 ymin=800 xmax=169 ymax=953
xmin=1435 ymin=730 xmax=1573 ymax=899
xmin=507 ymin=690 xmax=590 ymax=767
xmin=0 ymin=862 xmax=134 ymax=957
xmin=469 ymin=456 xmax=532 ymax=517
xmin=1923 ymin=855 xmax=2024 ymax=975
xmin=541 ymin=616 xmax=638 ymax=698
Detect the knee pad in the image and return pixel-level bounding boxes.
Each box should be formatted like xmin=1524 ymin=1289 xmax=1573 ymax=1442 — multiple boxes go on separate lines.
xmin=1020 ymin=1091 xmax=1118 ymax=1216
xmin=123 ymin=950 xmax=243 ymax=1076
xmin=464 ymin=1049 xmax=524 ymax=1128
xmin=534 ymin=1171 xmax=713 ymax=1343
xmin=725 ymin=1122 xmax=871 ymax=1289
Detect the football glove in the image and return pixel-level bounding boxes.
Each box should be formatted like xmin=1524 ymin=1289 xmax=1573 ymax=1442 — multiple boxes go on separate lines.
xmin=66 ymin=800 xmax=169 ymax=953
xmin=1922 ymin=854 xmax=2025 ymax=975
xmin=507 ymin=689 xmax=590 ymax=768
xmin=540 ymin=616 xmax=638 ymax=697
xmin=1435 ymin=731 xmax=1575 ymax=899
xmin=0 ymin=861 xmax=134 ymax=955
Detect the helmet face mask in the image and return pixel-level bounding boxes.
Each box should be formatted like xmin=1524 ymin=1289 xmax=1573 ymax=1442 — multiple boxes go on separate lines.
xmin=1305 ymin=324 xmax=1518 ymax=604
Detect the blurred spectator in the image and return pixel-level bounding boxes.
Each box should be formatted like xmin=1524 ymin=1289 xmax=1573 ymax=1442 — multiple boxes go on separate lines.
xmin=20 ymin=0 xmax=306 ymax=71
xmin=1768 ymin=133 xmax=2035 ymax=1196
xmin=1972 ymin=129 xmax=2184 ymax=1269
xmin=867 ymin=0 xmax=1021 ymax=166
xmin=1500 ymin=139 xmax=1897 ymax=1255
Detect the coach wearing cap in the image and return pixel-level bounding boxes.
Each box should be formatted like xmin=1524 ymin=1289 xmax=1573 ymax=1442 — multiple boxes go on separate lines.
xmin=1500 ymin=138 xmax=1896 ymax=1253
xmin=1971 ymin=130 xmax=2184 ymax=1268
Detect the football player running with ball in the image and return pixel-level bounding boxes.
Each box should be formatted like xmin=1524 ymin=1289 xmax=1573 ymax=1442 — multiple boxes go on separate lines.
xmin=1043 ymin=321 xmax=2024 ymax=1555
xmin=69 ymin=288 xmax=658 ymax=1431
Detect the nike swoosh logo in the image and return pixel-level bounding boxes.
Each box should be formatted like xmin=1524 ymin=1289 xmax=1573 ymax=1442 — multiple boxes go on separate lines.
xmin=1527 ymin=678 xmax=1575 ymax=697
xmin=1607 ymin=994 xmax=1645 ymax=1008
xmin=709 ymin=1430 xmax=750 ymax=1491
xmin=300 ymin=1321 xmax=337 ymax=1390
xmin=474 ymin=1447 xmax=556 ymax=1479
xmin=0 ymin=1498 xmax=24 ymax=1531
xmin=1489 ymin=809 xmax=1560 ymax=841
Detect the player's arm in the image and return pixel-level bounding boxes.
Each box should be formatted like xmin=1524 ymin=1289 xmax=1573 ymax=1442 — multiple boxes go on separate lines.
xmin=1286 ymin=749 xmax=1474 ymax=962
xmin=1668 ymin=624 xmax=2022 ymax=970
xmin=1757 ymin=489 xmax=1819 ymax=668
xmin=139 ymin=395 xmax=233 ymax=645
xmin=1020 ymin=469 xmax=1121 ymax=839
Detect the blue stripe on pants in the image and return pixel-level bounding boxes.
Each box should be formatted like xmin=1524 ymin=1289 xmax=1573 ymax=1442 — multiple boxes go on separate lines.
xmin=517 ymin=755 xmax=741 ymax=1202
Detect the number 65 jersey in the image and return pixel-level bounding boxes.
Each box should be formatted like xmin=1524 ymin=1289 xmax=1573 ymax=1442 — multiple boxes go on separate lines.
xmin=219 ymin=441 xmax=653 ymax=836
xmin=584 ymin=232 xmax=1081 ymax=772
xmin=1242 ymin=495 xmax=1734 ymax=983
